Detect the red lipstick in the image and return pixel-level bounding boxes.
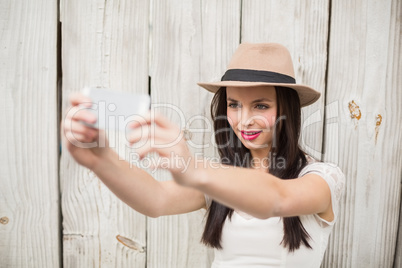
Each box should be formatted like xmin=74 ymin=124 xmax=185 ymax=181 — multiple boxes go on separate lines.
xmin=240 ymin=130 xmax=262 ymax=140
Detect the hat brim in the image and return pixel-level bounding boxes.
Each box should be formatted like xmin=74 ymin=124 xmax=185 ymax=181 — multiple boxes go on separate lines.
xmin=197 ymin=81 xmax=321 ymax=107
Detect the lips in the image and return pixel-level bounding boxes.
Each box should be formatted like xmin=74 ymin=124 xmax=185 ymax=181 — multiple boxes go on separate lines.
xmin=240 ymin=130 xmax=262 ymax=140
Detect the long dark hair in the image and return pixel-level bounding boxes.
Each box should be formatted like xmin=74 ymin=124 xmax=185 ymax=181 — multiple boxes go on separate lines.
xmin=201 ymin=86 xmax=312 ymax=252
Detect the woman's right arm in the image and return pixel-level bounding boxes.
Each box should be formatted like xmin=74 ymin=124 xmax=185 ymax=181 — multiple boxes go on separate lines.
xmin=62 ymin=93 xmax=206 ymax=217
xmin=91 ymin=151 xmax=206 ymax=217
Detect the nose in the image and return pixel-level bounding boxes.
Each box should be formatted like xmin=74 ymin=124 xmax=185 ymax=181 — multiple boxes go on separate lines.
xmin=239 ymin=108 xmax=254 ymax=127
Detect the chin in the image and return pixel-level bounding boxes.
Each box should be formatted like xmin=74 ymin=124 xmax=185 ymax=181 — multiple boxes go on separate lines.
xmin=235 ymin=133 xmax=271 ymax=151
xmin=241 ymin=141 xmax=269 ymax=151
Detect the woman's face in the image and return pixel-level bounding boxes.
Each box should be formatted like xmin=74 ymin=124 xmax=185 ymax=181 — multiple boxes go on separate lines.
xmin=226 ymin=86 xmax=277 ymax=158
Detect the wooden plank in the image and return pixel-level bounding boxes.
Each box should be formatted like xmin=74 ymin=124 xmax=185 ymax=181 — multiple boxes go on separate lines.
xmin=241 ymin=0 xmax=330 ymax=160
xmin=60 ymin=0 xmax=149 ymax=267
xmin=147 ymin=0 xmax=240 ymax=267
xmin=390 ymin=2 xmax=402 ymax=267
xmin=323 ymin=0 xmax=402 ymax=267
xmin=0 ymin=0 xmax=60 ymax=267
xmin=395 ymin=192 xmax=402 ymax=267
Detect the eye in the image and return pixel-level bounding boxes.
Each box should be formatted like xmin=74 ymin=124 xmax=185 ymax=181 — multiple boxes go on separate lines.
xmin=228 ymin=102 xmax=240 ymax=108
xmin=255 ymin=104 xmax=269 ymax=110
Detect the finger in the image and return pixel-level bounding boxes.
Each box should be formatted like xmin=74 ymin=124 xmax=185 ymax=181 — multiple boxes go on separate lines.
xmin=65 ymin=106 xmax=97 ymax=125
xmin=63 ymin=116 xmax=98 ymax=142
xmin=128 ymin=111 xmax=151 ymax=129
xmin=129 ymin=111 xmax=178 ymax=130
xmin=135 ymin=138 xmax=177 ymax=159
xmin=128 ymin=125 xmax=151 ymax=145
xmin=70 ymin=120 xmax=98 ymax=139
xmin=128 ymin=125 xmax=182 ymax=146
xmin=123 ymin=114 xmax=150 ymax=131
xmin=65 ymin=130 xmax=94 ymax=145
xmin=69 ymin=92 xmax=93 ymax=107
xmin=152 ymin=112 xmax=181 ymax=130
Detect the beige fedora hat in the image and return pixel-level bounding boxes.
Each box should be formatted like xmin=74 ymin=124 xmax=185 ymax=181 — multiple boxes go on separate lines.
xmin=197 ymin=43 xmax=321 ymax=107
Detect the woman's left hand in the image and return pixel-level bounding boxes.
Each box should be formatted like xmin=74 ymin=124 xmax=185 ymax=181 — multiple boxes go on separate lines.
xmin=128 ymin=112 xmax=198 ymax=187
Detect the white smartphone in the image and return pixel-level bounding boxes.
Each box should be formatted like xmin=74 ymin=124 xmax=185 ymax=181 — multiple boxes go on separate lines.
xmin=80 ymin=87 xmax=150 ymax=131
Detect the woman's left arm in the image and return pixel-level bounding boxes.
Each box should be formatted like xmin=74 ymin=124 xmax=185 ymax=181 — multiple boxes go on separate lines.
xmin=129 ymin=112 xmax=333 ymax=220
xmin=193 ymin=166 xmax=333 ymax=220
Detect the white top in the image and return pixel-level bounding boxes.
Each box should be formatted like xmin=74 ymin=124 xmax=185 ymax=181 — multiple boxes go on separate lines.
xmin=206 ymin=156 xmax=345 ymax=268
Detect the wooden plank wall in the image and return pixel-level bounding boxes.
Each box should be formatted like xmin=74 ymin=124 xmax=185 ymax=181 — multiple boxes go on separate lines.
xmin=0 ymin=0 xmax=60 ymax=267
xmin=242 ymin=0 xmax=331 ymax=160
xmin=59 ymin=0 xmax=149 ymax=267
xmin=147 ymin=1 xmax=240 ymax=267
xmin=0 ymin=0 xmax=401 ymax=267
xmin=323 ymin=0 xmax=402 ymax=267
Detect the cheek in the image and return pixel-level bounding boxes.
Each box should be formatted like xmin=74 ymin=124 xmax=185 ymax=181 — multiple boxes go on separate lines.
xmin=256 ymin=112 xmax=277 ymax=128
xmin=226 ymin=110 xmax=238 ymax=128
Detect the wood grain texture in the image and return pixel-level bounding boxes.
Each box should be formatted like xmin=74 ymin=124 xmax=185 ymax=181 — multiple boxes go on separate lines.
xmin=389 ymin=1 xmax=402 ymax=268
xmin=323 ymin=0 xmax=402 ymax=267
xmin=147 ymin=0 xmax=240 ymax=267
xmin=60 ymin=0 xmax=149 ymax=267
xmin=241 ymin=0 xmax=330 ymax=160
xmin=0 ymin=0 xmax=60 ymax=267
xmin=2 ymin=0 xmax=399 ymax=267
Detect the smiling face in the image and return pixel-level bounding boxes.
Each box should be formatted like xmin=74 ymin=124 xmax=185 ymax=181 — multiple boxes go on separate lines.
xmin=226 ymin=86 xmax=278 ymax=159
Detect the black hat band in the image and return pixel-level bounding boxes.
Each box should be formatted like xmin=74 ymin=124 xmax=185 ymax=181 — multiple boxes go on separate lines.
xmin=221 ymin=69 xmax=296 ymax=84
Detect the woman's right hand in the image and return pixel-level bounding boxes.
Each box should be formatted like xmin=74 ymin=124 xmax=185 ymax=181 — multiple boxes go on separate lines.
xmin=62 ymin=92 xmax=111 ymax=170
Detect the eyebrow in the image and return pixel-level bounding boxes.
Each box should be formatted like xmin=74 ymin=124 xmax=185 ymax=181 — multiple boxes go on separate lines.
xmin=226 ymin=97 xmax=274 ymax=103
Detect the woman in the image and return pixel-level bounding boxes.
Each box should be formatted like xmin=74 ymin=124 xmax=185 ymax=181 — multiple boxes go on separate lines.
xmin=63 ymin=43 xmax=345 ymax=267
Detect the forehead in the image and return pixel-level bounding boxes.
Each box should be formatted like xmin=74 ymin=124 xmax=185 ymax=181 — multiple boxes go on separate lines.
xmin=226 ymin=86 xmax=276 ymax=102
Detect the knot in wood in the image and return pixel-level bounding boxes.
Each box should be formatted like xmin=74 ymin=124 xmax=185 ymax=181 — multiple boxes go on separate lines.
xmin=0 ymin=217 xmax=9 ymax=225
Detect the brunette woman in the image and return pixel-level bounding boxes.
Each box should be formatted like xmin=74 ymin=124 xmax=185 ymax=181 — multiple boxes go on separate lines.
xmin=63 ymin=43 xmax=345 ymax=267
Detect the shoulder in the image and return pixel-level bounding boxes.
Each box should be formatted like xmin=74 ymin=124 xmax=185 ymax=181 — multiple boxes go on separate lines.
xmin=300 ymin=155 xmax=346 ymax=202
